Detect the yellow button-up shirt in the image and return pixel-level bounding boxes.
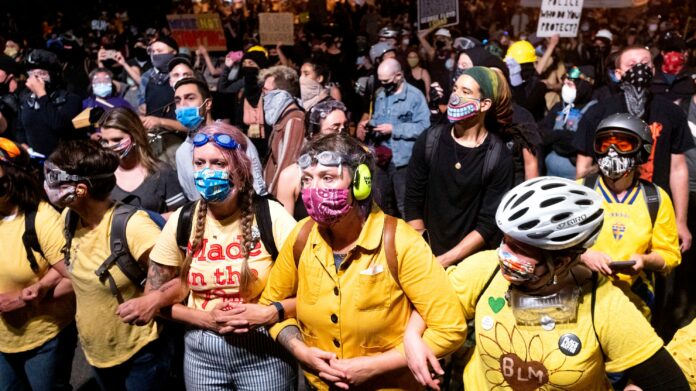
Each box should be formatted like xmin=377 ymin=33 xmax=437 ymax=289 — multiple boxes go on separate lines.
xmin=261 ymin=206 xmax=466 ymax=390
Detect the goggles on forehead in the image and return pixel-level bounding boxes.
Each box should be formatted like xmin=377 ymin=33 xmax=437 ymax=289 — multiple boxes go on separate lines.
xmin=192 ymin=133 xmax=239 ymax=150
xmin=43 ymin=162 xmax=114 ymax=187
xmin=297 ymin=151 xmax=349 ymax=170
xmin=593 ymin=131 xmax=641 ymax=155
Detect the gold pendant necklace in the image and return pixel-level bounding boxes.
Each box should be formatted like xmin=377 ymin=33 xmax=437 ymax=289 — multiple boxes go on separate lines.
xmin=453 ymin=129 xmax=487 ymax=170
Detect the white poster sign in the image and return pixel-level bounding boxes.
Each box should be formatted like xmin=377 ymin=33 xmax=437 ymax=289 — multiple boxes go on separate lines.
xmin=536 ymin=0 xmax=584 ymax=37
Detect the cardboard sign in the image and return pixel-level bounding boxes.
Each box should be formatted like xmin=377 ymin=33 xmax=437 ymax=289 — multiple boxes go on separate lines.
xmin=167 ymin=14 xmax=227 ymax=51
xmin=536 ymin=0 xmax=584 ymax=37
xmin=417 ymin=0 xmax=459 ymax=31
xmin=259 ymin=13 xmax=294 ymax=46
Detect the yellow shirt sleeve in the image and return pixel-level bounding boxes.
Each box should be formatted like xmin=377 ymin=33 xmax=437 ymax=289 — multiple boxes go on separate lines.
xmin=260 ymin=219 xmax=306 ymax=338
xmin=446 ymin=250 xmax=501 ymax=321
xmin=36 ymin=202 xmax=66 ymax=265
xmin=666 ymin=318 xmax=696 ymax=390
xmin=149 ymin=207 xmax=185 ymax=268
xmin=125 ymin=210 xmax=163 ymax=262
xmin=392 ymin=220 xmax=467 ymax=357
xmin=651 ymin=187 xmax=680 ymax=274
xmin=594 ymin=276 xmax=664 ymax=373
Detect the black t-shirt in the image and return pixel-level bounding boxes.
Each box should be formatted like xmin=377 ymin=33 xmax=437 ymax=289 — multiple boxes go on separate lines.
xmin=110 ymin=165 xmax=187 ymax=214
xmin=19 ymin=89 xmax=84 ymax=157
xmin=405 ymin=127 xmax=514 ymax=256
xmin=573 ymin=93 xmax=695 ymax=190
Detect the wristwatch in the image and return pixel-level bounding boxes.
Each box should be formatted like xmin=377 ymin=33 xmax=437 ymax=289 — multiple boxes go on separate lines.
xmin=271 ymin=301 xmax=285 ymax=322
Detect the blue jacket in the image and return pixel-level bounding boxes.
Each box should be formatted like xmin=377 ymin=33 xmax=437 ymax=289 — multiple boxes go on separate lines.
xmin=370 ymin=82 xmax=430 ymax=167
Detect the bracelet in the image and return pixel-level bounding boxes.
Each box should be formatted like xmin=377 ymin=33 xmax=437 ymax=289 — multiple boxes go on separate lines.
xmin=271 ymin=301 xmax=285 ymax=322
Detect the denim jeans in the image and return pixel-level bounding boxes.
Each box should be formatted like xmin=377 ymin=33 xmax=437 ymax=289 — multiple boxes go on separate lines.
xmin=0 ymin=322 xmax=77 ymax=391
xmin=545 ymin=151 xmax=576 ymax=180
xmin=91 ymin=338 xmax=171 ymax=391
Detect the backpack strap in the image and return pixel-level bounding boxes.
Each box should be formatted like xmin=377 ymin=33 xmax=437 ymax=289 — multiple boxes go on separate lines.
xmin=482 ymin=133 xmax=504 ymax=186
xmin=62 ymin=210 xmax=80 ymax=267
xmin=582 ymin=172 xmax=600 ymax=190
xmin=22 ymin=207 xmax=44 ymax=273
xmin=639 ymin=179 xmax=660 ymax=227
xmin=590 ymin=271 xmax=606 ymax=359
xmin=95 ymin=204 xmax=146 ymax=303
xmin=383 ymin=215 xmax=399 ymax=286
xmin=293 ymin=219 xmax=316 ymax=268
xmin=176 ymin=201 xmax=198 ymax=254
xmin=424 ymin=124 xmax=445 ymax=168
xmin=254 ymin=195 xmax=279 ymax=260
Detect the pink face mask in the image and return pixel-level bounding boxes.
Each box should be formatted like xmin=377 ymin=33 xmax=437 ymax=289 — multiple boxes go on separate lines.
xmin=301 ymin=188 xmax=353 ymax=226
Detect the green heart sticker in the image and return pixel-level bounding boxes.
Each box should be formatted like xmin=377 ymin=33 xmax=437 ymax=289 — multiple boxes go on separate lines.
xmin=488 ymin=296 xmax=505 ymax=313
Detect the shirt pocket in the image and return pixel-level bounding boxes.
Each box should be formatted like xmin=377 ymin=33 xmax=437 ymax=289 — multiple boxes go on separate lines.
xmin=353 ymin=267 xmax=392 ymax=311
xmin=298 ymin=258 xmax=324 ymax=305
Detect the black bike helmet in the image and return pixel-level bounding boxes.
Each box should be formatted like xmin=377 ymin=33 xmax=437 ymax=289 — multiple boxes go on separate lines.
xmin=594 ymin=113 xmax=652 ymax=164
xmin=25 ymin=49 xmax=60 ymax=72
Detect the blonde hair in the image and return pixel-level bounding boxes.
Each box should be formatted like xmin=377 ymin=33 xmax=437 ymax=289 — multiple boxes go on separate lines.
xmin=179 ymin=123 xmax=258 ymax=299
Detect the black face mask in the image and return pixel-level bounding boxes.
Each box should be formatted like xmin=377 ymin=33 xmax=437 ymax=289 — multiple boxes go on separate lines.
xmin=435 ymin=40 xmax=446 ymax=50
xmin=241 ymin=66 xmax=259 ymax=79
xmin=268 ymin=55 xmax=279 ymax=64
xmin=134 ymin=47 xmax=149 ymax=62
xmin=0 ymin=80 xmax=10 ymax=96
xmin=382 ymin=81 xmax=397 ymax=95
xmin=622 ymin=62 xmax=653 ymax=91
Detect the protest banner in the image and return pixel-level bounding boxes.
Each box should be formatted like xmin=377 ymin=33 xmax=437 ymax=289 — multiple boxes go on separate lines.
xmin=259 ymin=13 xmax=294 ymax=45
xmin=167 ymin=14 xmax=227 ymax=51
xmin=417 ymin=0 xmax=459 ymax=31
xmin=535 ymin=0 xmax=584 ymax=37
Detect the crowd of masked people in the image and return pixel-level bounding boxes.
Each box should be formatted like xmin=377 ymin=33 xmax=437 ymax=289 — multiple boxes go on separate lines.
xmin=2 ymin=1 xmax=696 ymax=390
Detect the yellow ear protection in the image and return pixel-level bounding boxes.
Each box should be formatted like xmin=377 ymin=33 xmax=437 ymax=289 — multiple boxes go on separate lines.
xmin=352 ymin=163 xmax=372 ymax=201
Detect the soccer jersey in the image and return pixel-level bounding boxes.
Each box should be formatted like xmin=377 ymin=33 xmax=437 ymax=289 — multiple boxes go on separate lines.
xmin=589 ymin=177 xmax=680 ymax=318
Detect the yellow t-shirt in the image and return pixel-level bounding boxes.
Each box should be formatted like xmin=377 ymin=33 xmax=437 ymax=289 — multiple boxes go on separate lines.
xmin=667 ymin=318 xmax=696 ymax=390
xmin=448 ymin=250 xmax=664 ymax=391
xmin=589 ymin=177 xmax=680 ymax=318
xmin=0 ymin=202 xmax=75 ymax=353
xmin=65 ymin=205 xmax=161 ymax=368
xmin=150 ymin=199 xmax=297 ymax=310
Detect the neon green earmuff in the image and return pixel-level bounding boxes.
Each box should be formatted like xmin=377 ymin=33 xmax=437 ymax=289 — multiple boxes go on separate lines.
xmin=352 ymin=164 xmax=372 ymax=201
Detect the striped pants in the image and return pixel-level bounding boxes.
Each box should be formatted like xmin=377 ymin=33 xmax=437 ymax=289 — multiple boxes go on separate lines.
xmin=184 ymin=328 xmax=297 ymax=391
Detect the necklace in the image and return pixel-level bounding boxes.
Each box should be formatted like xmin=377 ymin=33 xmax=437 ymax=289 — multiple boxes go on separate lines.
xmin=452 ymin=129 xmax=488 ymax=170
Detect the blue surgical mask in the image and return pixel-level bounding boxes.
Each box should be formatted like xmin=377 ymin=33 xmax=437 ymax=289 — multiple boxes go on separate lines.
xmin=176 ymin=104 xmax=204 ymax=130
xmin=93 ymin=82 xmax=112 ymax=98
xmin=194 ymin=168 xmax=231 ymax=202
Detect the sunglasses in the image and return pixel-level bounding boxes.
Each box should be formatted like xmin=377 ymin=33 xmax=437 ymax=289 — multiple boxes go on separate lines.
xmin=192 ymin=133 xmax=239 ymax=150
xmin=298 ymin=151 xmax=345 ymax=169
xmin=593 ymin=132 xmax=640 ymax=155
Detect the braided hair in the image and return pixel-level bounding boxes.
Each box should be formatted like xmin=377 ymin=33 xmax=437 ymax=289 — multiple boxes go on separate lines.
xmin=178 ymin=123 xmax=258 ymax=299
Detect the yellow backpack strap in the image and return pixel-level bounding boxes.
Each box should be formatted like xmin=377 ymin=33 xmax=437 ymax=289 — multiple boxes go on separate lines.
xmin=293 ymin=219 xmax=316 ymax=268
xmin=383 ymin=215 xmax=399 ymax=286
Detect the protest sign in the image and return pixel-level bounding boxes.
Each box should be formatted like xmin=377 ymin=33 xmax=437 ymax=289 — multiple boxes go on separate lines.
xmin=259 ymin=13 xmax=294 ymax=45
xmin=417 ymin=0 xmax=459 ymax=31
xmin=167 ymin=14 xmax=227 ymax=51
xmin=536 ymin=0 xmax=584 ymax=37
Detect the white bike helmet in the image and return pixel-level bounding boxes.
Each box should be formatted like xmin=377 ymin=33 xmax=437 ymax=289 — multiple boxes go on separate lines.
xmin=496 ymin=177 xmax=604 ymax=251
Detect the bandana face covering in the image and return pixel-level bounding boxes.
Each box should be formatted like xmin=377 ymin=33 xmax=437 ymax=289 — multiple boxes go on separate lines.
xmin=447 ymin=93 xmax=481 ymax=123
xmin=498 ymin=247 xmax=540 ymax=283
xmin=194 ymin=168 xmax=231 ymax=202
xmin=597 ymin=147 xmax=636 ymax=180
xmin=301 ymin=188 xmax=353 ymax=226
xmin=621 ymin=62 xmax=653 ymax=92
xmin=662 ymin=51 xmax=686 ymax=75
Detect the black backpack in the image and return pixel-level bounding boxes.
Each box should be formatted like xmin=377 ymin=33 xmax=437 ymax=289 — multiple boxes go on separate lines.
xmin=175 ymin=195 xmax=279 ymax=260
xmin=63 ymin=203 xmax=148 ymax=303
xmin=582 ymin=172 xmax=660 ymax=226
xmin=424 ymin=123 xmax=505 ymax=185
xmin=22 ymin=206 xmax=45 ymax=274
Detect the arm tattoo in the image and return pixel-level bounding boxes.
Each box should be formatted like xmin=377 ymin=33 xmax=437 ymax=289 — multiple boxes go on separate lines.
xmin=277 ymin=325 xmax=304 ymax=353
xmin=147 ymin=260 xmax=179 ymax=290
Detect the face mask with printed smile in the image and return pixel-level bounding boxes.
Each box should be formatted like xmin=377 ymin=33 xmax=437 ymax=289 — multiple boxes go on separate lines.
xmin=447 ymin=93 xmax=481 ymax=123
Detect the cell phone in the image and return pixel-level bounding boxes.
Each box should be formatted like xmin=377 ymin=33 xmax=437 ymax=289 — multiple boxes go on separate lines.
xmin=107 ymin=50 xmax=117 ymax=59
xmin=608 ymin=260 xmax=637 ymax=270
xmin=365 ymin=123 xmax=376 ymax=132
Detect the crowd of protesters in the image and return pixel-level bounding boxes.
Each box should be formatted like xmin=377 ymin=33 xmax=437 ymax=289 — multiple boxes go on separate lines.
xmin=2 ymin=0 xmax=696 ymax=390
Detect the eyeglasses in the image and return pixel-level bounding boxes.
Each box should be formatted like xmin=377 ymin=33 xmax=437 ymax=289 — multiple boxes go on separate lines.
xmin=192 ymin=133 xmax=239 ymax=149
xmin=593 ymin=132 xmax=641 ymax=155
xmin=0 ymin=138 xmax=21 ymax=164
xmin=298 ymin=151 xmax=345 ymax=169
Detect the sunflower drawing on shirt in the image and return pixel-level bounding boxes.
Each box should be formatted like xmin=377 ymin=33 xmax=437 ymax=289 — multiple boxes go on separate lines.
xmin=478 ymin=321 xmax=584 ymax=390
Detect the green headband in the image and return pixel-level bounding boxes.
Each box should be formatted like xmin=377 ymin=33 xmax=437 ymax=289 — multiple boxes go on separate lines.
xmin=462 ymin=66 xmax=499 ymax=101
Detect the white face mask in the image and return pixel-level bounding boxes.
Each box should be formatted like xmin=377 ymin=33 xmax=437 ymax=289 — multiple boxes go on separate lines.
xmin=648 ymin=23 xmax=658 ymax=32
xmin=561 ymin=85 xmax=577 ymax=104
